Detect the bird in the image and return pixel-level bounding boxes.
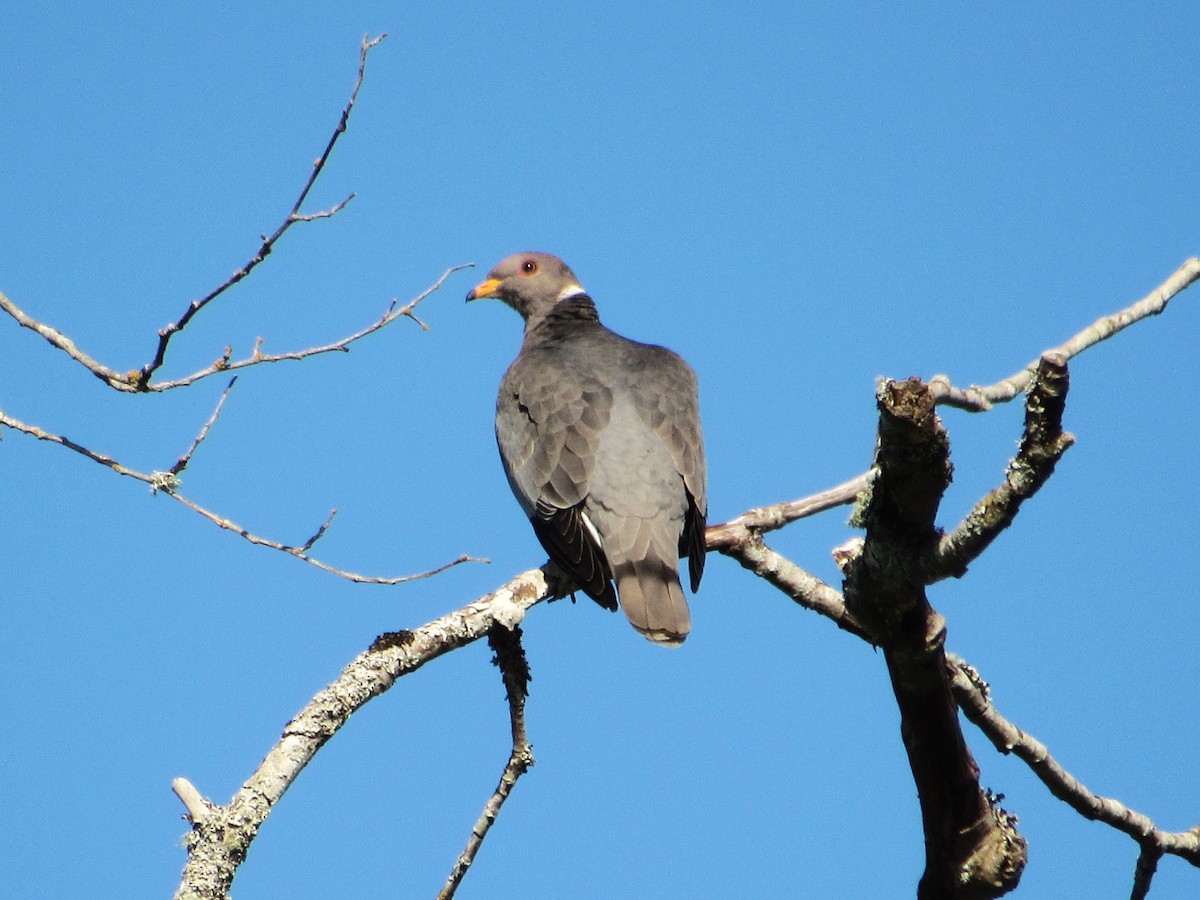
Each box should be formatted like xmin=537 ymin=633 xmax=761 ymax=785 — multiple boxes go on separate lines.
xmin=467 ymin=252 xmax=707 ymax=646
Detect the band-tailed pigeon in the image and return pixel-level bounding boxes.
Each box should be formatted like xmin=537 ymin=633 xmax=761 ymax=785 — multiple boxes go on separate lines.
xmin=467 ymin=252 xmax=707 ymax=646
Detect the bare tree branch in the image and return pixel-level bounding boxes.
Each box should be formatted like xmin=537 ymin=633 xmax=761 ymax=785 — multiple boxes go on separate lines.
xmin=930 ymin=256 xmax=1200 ymax=411
xmin=145 ymin=264 xmax=472 ymax=391
xmin=169 ymin=376 xmax=238 ymax=476
xmin=705 ymin=470 xmax=874 ymax=550
xmin=840 ymin=376 xmax=1028 ymax=899
xmin=136 ymin=33 xmax=387 ymax=389
xmin=947 ymin=655 xmax=1200 ymax=874
xmin=0 ymin=404 xmax=483 ymax=584
xmin=929 ymin=352 xmax=1075 ymax=582
xmin=163 ymin=437 xmax=1200 ymax=899
xmin=440 ymin=624 xmax=535 ymax=899
xmin=0 ymin=34 xmax=402 ymax=394
xmin=715 ymin=534 xmax=873 ymax=642
xmin=0 ymin=289 xmax=132 ymax=386
xmin=1132 ymin=845 xmax=1165 ymax=900
xmin=173 ymin=569 xmax=551 ymax=900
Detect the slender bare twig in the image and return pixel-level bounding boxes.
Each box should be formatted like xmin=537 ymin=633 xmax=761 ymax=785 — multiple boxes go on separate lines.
xmin=704 ymin=470 xmax=874 ymax=550
xmin=145 ymin=265 xmax=472 ymax=391
xmin=298 ymin=508 xmax=338 ymax=553
xmin=440 ymin=624 xmax=535 ymax=899
xmin=948 ymin=654 xmax=1200 ymax=871
xmin=715 ymin=534 xmax=873 ymax=642
xmin=0 ymin=34 xmax=392 ymax=393
xmin=0 ymin=264 xmax=466 ymax=393
xmin=0 ymin=406 xmax=482 ymax=583
xmin=0 ymin=408 xmax=156 ymax=481
xmin=930 ymin=256 xmax=1200 ymax=411
xmin=136 ymin=33 xmax=387 ymax=389
xmin=167 ymin=489 xmax=485 ymax=583
xmin=170 ymin=376 xmax=238 ymax=476
xmin=173 ymin=569 xmax=550 ymax=900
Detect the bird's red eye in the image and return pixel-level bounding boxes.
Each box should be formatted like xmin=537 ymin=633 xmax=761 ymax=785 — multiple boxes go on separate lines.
xmin=521 ymin=259 xmax=538 ymax=275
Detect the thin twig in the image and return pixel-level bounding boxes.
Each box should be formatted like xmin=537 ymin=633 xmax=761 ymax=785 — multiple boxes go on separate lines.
xmin=0 ymin=406 xmax=483 ymax=584
xmin=716 ymin=534 xmax=873 ymax=642
xmin=705 ymin=470 xmax=874 ymax=550
xmin=136 ymin=33 xmax=388 ymax=389
xmin=144 ymin=264 xmax=472 ymax=391
xmin=0 ymin=408 xmax=153 ymax=481
xmin=292 ymin=194 xmax=354 ymax=222
xmin=948 ymin=654 xmax=1200 ymax=870
xmin=931 ymin=256 xmax=1200 ymax=410
xmin=440 ymin=624 xmax=535 ymax=899
xmin=298 ymin=508 xmax=338 ymax=553
xmin=0 ymin=289 xmax=131 ymax=388
xmin=0 ymin=35 xmax=389 ymax=393
xmin=1131 ymin=844 xmax=1163 ymax=900
xmin=168 ymin=488 xmax=485 ymax=583
xmin=170 ymin=376 xmax=238 ymax=475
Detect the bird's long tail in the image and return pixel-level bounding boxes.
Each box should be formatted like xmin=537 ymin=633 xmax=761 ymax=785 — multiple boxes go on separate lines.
xmin=614 ymin=550 xmax=691 ymax=646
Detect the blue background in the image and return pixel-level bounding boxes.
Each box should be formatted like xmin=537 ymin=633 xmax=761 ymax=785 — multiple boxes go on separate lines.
xmin=2 ymin=4 xmax=1197 ymax=898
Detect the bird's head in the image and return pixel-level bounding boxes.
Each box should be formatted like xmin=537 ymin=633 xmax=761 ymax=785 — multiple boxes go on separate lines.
xmin=466 ymin=252 xmax=587 ymax=322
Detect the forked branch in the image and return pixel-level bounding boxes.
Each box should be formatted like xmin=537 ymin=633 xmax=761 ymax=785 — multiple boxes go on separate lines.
xmin=173 ymin=569 xmax=550 ymax=900
xmin=0 ymin=34 xmax=403 ymax=393
xmin=137 ymin=32 xmax=387 ymax=388
xmin=0 ymin=391 xmax=482 ymax=584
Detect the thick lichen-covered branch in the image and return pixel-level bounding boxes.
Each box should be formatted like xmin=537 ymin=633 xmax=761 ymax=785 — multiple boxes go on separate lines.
xmin=930 ymin=352 xmax=1075 ymax=582
xmin=844 ymin=377 xmax=1026 ymax=899
xmin=173 ymin=570 xmax=550 ymax=900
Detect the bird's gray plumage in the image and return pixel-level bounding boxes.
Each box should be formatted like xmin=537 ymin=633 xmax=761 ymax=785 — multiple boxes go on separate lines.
xmin=468 ymin=252 xmax=706 ymax=645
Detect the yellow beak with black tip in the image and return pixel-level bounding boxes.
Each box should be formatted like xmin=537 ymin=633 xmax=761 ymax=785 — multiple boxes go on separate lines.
xmin=466 ymin=277 xmax=504 ymax=302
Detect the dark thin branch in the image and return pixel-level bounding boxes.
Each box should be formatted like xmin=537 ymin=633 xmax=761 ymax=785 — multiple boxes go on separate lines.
xmin=170 ymin=376 xmax=238 ymax=475
xmin=0 ymin=405 xmax=482 ymax=584
xmin=1131 ymin=845 xmax=1163 ymax=900
xmin=137 ymin=33 xmax=387 ymax=388
xmin=440 ymin=625 xmax=535 ymax=899
xmin=298 ymin=508 xmax=338 ymax=553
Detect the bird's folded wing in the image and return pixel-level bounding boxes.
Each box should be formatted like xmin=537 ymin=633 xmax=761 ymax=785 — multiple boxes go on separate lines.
xmin=496 ymin=354 xmax=617 ymax=604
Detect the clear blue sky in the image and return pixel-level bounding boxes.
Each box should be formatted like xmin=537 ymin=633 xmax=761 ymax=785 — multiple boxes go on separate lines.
xmin=3 ymin=4 xmax=1198 ymax=898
